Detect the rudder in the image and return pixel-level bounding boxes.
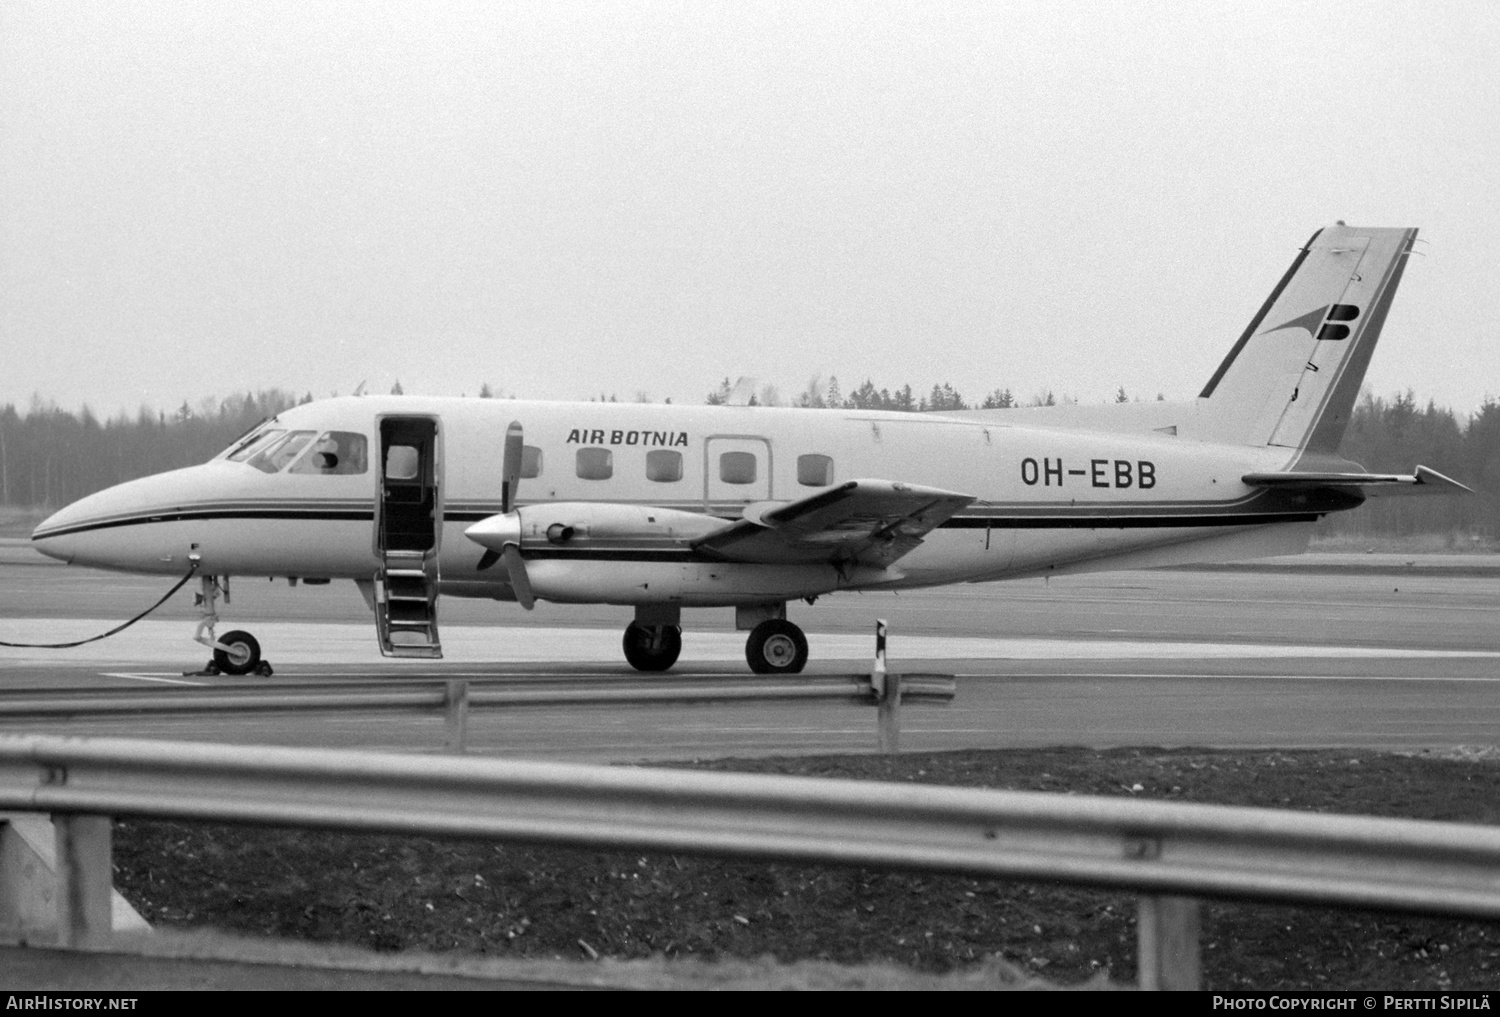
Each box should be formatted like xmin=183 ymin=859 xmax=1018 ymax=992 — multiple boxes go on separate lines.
xmin=1194 ymin=224 xmax=1418 ymax=453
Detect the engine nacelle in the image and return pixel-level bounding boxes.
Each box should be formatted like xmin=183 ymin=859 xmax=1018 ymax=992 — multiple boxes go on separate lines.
xmin=465 ymin=502 xmax=732 ymax=554
xmin=520 ymin=559 xmax=887 ymax=605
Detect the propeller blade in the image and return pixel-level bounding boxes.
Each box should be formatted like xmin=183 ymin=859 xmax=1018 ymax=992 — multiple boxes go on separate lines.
xmin=475 ymin=548 xmax=501 ymax=571
xmin=501 ymin=545 xmax=535 ymax=610
xmin=502 ymin=420 xmax=524 ymax=513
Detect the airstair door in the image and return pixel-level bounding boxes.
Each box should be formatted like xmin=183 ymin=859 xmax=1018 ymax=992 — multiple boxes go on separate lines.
xmin=375 ymin=416 xmax=443 ymax=658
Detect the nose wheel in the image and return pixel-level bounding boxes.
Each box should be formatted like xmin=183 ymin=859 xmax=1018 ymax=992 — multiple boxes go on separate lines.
xmin=212 ymin=630 xmax=265 ymax=676
xmin=185 ymin=574 xmax=275 ymax=677
xmin=745 ymin=619 xmax=808 ymax=674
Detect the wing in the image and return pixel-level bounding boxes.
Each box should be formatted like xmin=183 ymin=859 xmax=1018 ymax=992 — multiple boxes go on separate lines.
xmin=694 ymin=479 xmax=975 ymax=569
xmin=1241 ymin=464 xmax=1471 ymax=498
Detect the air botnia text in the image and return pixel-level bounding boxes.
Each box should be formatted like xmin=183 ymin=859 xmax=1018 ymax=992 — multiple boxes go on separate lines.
xmin=566 ymin=429 xmax=689 ymax=447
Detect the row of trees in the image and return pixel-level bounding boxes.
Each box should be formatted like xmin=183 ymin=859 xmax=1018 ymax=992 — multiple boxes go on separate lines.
xmin=705 ymin=377 xmax=1169 ymax=410
xmin=0 ymin=391 xmax=308 ymax=509
xmin=706 ymin=376 xmax=1036 ymax=410
xmin=1318 ymin=392 xmax=1500 ymax=539
xmin=2 ymin=387 xmax=1497 ymax=539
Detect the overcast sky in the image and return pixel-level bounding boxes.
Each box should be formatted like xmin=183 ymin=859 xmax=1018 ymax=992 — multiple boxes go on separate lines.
xmin=2 ymin=1 xmax=1496 ymax=418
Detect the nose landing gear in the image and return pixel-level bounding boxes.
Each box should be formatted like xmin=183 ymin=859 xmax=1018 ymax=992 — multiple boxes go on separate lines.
xmin=185 ymin=574 xmax=274 ymax=677
xmin=211 ymin=629 xmax=265 ymax=676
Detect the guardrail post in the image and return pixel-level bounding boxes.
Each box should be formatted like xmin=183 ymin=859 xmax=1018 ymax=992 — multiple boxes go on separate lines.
xmin=445 ymin=680 xmax=469 ymax=753
xmin=54 ymin=814 xmax=112 ymax=949
xmin=0 ymin=815 xmax=50 ymax=943
xmin=877 ymin=672 xmax=902 ymax=754
xmin=1137 ymin=894 xmax=1200 ymax=990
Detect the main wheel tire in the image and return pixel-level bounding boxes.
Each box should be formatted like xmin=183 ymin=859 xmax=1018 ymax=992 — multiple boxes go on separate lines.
xmin=745 ymin=619 xmax=808 ymax=675
xmin=213 ymin=630 xmax=262 ymax=676
xmin=622 ymin=622 xmax=683 ymax=672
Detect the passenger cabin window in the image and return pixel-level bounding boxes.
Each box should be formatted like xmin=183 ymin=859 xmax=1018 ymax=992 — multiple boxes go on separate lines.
xmin=576 ymin=448 xmax=613 ymax=480
xmin=719 ymin=451 xmax=757 ymax=485
xmin=797 ymin=454 xmax=834 ymax=486
xmin=243 ymin=431 xmax=317 ymax=474
xmin=521 ymin=445 xmax=542 ymax=479
xmin=289 ymin=431 xmax=369 ymax=475
xmin=646 ymin=450 xmax=682 ymax=482
xmin=385 ymin=445 xmax=421 ymax=481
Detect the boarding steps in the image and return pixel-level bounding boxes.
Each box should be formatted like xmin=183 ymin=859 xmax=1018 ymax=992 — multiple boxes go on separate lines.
xmin=375 ymin=551 xmax=442 ymax=658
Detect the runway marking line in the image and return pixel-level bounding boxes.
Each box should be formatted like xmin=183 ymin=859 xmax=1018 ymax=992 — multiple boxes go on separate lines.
xmin=954 ymin=672 xmax=1500 ymax=683
xmin=101 ymin=672 xmax=208 ymax=686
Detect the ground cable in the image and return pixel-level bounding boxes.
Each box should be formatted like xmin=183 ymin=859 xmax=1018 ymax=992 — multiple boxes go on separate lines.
xmin=0 ymin=560 xmax=201 ymax=648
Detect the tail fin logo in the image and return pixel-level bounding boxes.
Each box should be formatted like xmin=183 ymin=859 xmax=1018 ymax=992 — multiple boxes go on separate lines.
xmin=1262 ymin=303 xmax=1361 ymax=342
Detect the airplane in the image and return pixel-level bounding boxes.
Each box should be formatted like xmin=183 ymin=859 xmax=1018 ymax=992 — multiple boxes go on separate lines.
xmin=29 ymin=223 xmax=1469 ymax=676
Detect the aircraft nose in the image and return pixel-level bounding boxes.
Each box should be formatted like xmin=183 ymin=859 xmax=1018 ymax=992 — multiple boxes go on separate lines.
xmin=27 ymin=465 xmax=213 ymax=572
xmin=31 ymin=501 xmax=88 ymax=563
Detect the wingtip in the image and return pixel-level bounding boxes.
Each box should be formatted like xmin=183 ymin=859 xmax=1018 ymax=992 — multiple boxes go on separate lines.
xmin=1414 ymin=465 xmax=1473 ymax=494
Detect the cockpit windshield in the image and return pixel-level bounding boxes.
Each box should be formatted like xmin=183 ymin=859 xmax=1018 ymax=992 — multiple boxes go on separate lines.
xmin=225 ymin=428 xmax=287 ymax=465
xmin=243 ymin=431 xmax=318 ymax=473
xmin=224 ymin=422 xmax=369 ymax=476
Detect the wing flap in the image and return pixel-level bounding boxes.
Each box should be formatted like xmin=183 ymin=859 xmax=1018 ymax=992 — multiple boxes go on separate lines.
xmin=1242 ymin=465 xmax=1471 ymax=498
xmin=695 ymin=479 xmax=975 ymax=568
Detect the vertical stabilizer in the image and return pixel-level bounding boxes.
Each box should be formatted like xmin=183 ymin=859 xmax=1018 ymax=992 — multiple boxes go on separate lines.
xmin=1194 ymin=224 xmax=1417 ymax=452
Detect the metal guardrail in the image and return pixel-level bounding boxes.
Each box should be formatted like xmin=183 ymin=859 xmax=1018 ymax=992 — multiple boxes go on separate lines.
xmin=0 ymin=673 xmax=955 ymax=753
xmin=0 ymin=674 xmax=957 ymax=715
xmin=4 ymin=733 xmax=1500 ymax=989
xmin=0 ymin=620 xmax=945 ymax=752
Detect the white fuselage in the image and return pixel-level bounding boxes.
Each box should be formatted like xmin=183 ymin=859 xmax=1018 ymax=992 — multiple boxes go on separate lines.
xmin=32 ymin=395 xmax=1319 ymax=607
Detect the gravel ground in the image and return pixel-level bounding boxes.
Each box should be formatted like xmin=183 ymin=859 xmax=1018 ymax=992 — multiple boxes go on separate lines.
xmin=111 ymin=746 xmax=1500 ymax=990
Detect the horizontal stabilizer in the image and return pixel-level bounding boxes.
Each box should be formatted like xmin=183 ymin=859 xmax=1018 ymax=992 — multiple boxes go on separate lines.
xmin=696 ymin=479 xmax=975 ymax=568
xmin=1242 ymin=465 xmax=1472 ymax=498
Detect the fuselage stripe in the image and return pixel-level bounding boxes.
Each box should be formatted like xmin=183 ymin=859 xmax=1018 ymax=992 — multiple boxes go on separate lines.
xmin=33 ymin=505 xmax=1324 ymax=541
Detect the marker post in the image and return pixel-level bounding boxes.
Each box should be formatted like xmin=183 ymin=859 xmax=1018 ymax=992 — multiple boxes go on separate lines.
xmin=873 ymin=619 xmax=901 ymax=754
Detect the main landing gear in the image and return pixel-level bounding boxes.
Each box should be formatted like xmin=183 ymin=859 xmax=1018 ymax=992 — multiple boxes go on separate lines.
xmin=738 ymin=603 xmax=807 ymax=675
xmin=621 ymin=603 xmax=683 ymax=673
xmin=186 ymin=573 xmax=274 ymax=677
xmin=744 ymin=618 xmax=809 ymax=675
xmin=622 ymin=621 xmax=682 ymax=672
xmin=619 ymin=603 xmax=809 ymax=675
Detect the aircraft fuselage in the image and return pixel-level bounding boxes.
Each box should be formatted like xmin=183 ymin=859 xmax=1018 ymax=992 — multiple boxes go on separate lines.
xmin=27 ymin=225 xmax=1445 ymax=673
xmin=32 ymin=395 xmax=1333 ymax=606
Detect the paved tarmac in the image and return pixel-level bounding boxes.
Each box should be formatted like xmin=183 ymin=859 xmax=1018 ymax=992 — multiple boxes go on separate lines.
xmin=2 ymin=540 xmax=1499 ymax=761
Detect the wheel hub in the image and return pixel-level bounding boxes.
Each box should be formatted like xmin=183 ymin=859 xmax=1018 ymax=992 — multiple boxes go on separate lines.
xmin=762 ymin=634 xmax=797 ymax=667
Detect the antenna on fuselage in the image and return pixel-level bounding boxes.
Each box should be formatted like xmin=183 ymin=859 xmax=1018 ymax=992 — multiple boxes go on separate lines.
xmin=727 ymin=376 xmax=758 ymax=406
xmin=352 ymin=380 xmax=368 ymax=397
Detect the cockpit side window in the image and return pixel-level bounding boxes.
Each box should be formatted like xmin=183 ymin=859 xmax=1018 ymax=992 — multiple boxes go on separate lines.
xmin=288 ymin=431 xmax=369 ymax=476
xmin=226 ymin=429 xmax=286 ymax=464
xmin=244 ymin=430 xmax=317 ymax=474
